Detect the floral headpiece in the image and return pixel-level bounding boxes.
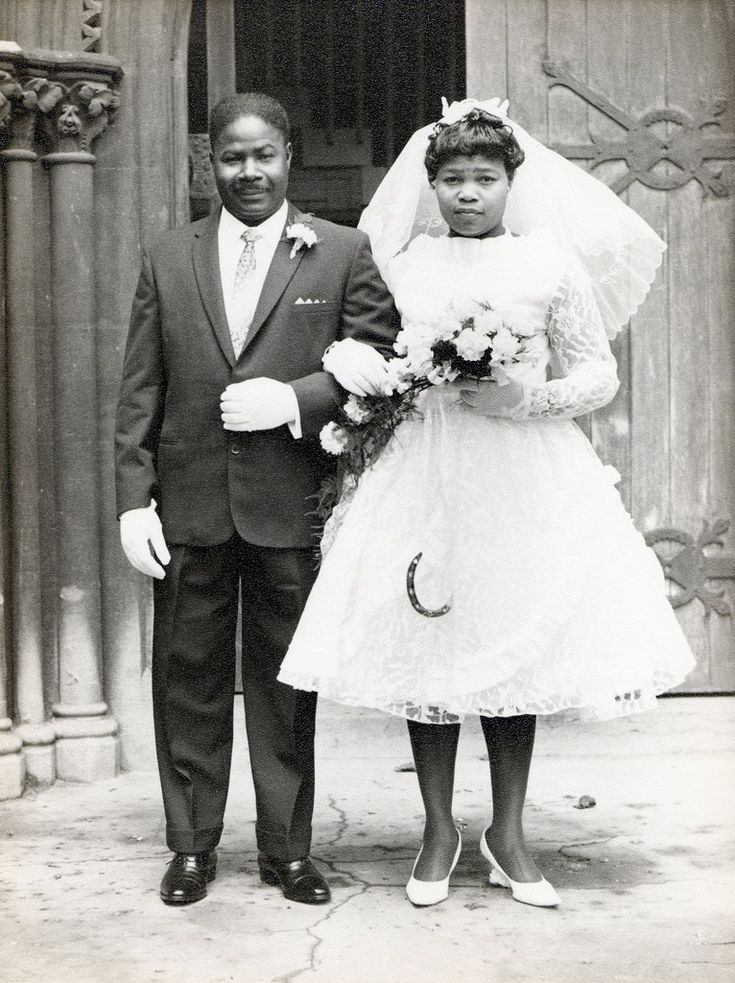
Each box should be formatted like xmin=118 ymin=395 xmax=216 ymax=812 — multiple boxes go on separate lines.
xmin=428 ymin=97 xmax=513 ymax=146
xmin=433 ymin=96 xmax=510 ymax=131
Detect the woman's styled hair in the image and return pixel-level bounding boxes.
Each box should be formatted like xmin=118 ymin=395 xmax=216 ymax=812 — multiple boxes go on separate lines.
xmin=424 ymin=110 xmax=525 ymax=183
xmin=209 ymin=92 xmax=291 ymax=149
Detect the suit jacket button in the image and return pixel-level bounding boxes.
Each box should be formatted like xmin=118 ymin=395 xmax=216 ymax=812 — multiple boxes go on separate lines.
xmin=230 ymin=444 xmax=240 ymax=455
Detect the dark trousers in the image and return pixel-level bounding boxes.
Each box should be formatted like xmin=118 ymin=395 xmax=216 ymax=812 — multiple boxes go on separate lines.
xmin=152 ymin=534 xmax=318 ymax=859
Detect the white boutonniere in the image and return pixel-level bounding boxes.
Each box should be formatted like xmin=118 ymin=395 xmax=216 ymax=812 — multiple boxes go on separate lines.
xmin=286 ymin=217 xmax=319 ymax=259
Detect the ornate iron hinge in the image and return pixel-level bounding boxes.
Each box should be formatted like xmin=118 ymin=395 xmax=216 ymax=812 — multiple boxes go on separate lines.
xmin=644 ymin=519 xmax=735 ymax=616
xmin=543 ymin=60 xmax=735 ymax=198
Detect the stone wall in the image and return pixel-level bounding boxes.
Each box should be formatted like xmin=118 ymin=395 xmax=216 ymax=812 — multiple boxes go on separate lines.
xmin=0 ymin=0 xmax=193 ymax=797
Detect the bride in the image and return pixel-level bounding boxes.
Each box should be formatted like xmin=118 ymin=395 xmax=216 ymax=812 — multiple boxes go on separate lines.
xmin=278 ymin=99 xmax=694 ymax=909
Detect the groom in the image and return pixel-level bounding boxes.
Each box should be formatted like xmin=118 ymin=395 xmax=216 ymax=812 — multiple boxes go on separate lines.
xmin=115 ymin=93 xmax=397 ymax=905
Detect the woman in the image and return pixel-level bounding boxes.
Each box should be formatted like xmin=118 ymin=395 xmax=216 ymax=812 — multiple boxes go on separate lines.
xmin=278 ymin=100 xmax=694 ymax=908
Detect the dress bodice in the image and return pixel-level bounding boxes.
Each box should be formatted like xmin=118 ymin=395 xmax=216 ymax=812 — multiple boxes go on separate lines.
xmin=384 ymin=230 xmax=620 ymax=420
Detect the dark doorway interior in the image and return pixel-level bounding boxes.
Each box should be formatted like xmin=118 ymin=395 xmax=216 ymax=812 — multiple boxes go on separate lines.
xmin=188 ymin=0 xmax=465 ymax=224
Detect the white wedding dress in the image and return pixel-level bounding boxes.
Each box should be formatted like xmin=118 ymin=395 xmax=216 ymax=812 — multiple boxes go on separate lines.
xmin=278 ymin=230 xmax=695 ymax=723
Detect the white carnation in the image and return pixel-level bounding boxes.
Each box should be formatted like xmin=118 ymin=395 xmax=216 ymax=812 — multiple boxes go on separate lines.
xmin=320 ymin=421 xmax=349 ymax=455
xmin=381 ymin=357 xmax=414 ymax=395
xmin=437 ymin=318 xmax=462 ymax=341
xmin=455 ymin=327 xmax=491 ymax=360
xmin=395 ymin=322 xmax=432 ymax=355
xmin=418 ymin=323 xmax=442 ymax=347
xmin=405 ymin=355 xmax=434 ymax=379
xmin=393 ymin=329 xmax=410 ymax=356
xmin=287 ymin=222 xmax=317 ymax=246
xmin=491 ymin=326 xmax=521 ymax=360
xmin=343 ymin=395 xmax=370 ymax=424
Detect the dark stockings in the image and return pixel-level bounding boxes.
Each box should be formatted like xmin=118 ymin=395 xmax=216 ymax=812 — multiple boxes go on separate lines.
xmin=407 ymin=714 xmax=539 ymax=883
xmin=481 ymin=714 xmax=540 ymax=882
xmin=407 ymin=719 xmax=460 ymax=881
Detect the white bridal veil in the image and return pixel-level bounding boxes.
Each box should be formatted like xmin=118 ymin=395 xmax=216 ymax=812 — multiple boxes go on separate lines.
xmin=358 ymin=97 xmax=666 ymax=338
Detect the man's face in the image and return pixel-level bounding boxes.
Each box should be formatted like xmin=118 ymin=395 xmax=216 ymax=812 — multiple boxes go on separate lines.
xmin=210 ymin=114 xmax=292 ymax=226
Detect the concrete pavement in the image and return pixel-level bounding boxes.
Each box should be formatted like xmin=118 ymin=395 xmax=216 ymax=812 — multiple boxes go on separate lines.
xmin=1 ymin=697 xmax=733 ymax=983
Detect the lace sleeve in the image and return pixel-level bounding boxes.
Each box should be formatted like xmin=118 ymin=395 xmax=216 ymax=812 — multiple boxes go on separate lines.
xmin=511 ymin=262 xmax=620 ymax=420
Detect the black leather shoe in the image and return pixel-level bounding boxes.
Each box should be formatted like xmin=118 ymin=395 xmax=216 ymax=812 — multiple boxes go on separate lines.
xmin=160 ymin=850 xmax=217 ymax=905
xmin=258 ymin=855 xmax=331 ymax=904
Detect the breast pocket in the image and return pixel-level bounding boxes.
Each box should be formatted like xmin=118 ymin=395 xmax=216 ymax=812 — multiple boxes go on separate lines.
xmin=291 ymin=302 xmax=340 ymax=319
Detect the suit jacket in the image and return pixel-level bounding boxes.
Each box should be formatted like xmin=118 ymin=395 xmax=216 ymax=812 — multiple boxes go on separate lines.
xmin=115 ymin=204 xmax=399 ymax=548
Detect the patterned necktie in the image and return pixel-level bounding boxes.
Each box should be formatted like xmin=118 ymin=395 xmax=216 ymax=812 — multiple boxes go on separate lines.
xmin=230 ymin=229 xmax=256 ymax=356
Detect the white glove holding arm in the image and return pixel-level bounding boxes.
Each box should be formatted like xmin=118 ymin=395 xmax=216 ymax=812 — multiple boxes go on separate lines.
xmin=322 ymin=338 xmax=391 ymax=396
xmin=220 ymin=377 xmax=299 ymax=432
xmin=450 ymin=377 xmax=525 ymax=417
xmin=119 ymin=499 xmax=171 ymax=580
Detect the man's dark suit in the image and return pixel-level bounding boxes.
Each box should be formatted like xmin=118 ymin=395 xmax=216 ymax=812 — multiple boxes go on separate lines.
xmin=115 ymin=204 xmax=398 ymax=858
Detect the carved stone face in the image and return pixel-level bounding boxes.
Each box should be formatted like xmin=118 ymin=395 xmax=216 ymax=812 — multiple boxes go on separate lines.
xmin=210 ymin=114 xmax=292 ymax=226
xmin=431 ymin=154 xmax=510 ymax=238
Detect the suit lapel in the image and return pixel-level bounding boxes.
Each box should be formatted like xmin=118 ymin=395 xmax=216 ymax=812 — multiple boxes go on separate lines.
xmin=241 ymin=204 xmax=306 ymax=354
xmin=192 ymin=209 xmax=236 ymax=367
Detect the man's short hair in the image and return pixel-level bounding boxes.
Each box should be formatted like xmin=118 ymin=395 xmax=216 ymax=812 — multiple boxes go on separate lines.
xmin=209 ymin=93 xmax=291 ymax=150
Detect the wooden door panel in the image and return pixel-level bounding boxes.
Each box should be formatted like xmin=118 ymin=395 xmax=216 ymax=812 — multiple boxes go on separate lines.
xmin=466 ymin=0 xmax=735 ymax=691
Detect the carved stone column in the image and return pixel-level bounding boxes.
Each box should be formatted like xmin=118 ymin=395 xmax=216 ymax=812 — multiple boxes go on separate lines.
xmin=39 ymin=52 xmax=122 ymax=781
xmin=0 ymin=46 xmax=57 ymax=786
xmin=0 ymin=49 xmax=24 ymax=799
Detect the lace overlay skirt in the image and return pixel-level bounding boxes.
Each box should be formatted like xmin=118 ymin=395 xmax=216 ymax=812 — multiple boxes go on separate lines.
xmin=279 ymin=392 xmax=694 ymax=722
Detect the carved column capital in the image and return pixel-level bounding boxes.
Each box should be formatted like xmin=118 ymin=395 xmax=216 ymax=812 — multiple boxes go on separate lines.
xmin=49 ymin=78 xmax=120 ymax=154
xmin=0 ymin=69 xmax=65 ymax=153
xmin=0 ymin=68 xmax=22 ymax=126
xmin=0 ymin=46 xmax=122 ymax=158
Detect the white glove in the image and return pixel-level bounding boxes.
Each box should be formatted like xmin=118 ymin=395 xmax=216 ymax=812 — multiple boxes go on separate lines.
xmin=322 ymin=338 xmax=390 ymax=396
xmin=119 ymin=500 xmax=170 ymax=580
xmin=220 ymin=378 xmax=298 ymax=431
xmin=451 ymin=378 xmax=524 ymax=417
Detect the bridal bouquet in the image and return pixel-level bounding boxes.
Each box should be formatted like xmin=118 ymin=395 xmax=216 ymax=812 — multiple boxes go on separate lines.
xmin=315 ymin=300 xmax=537 ymax=523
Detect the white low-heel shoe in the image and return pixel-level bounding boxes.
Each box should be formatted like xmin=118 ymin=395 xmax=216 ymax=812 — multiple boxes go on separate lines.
xmin=405 ymin=829 xmax=462 ymax=907
xmin=480 ymin=827 xmax=560 ymax=908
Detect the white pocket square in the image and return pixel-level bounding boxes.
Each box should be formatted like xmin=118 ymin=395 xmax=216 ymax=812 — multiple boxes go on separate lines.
xmin=295 ymin=297 xmax=328 ymax=305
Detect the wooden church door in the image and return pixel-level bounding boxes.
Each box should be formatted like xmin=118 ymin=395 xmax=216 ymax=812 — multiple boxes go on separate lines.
xmin=467 ymin=0 xmax=735 ymax=693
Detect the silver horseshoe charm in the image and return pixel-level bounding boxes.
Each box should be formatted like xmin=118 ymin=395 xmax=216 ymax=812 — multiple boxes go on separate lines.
xmin=406 ymin=552 xmax=452 ymax=618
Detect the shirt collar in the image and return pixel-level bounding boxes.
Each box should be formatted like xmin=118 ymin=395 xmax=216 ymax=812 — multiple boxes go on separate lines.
xmin=219 ymin=199 xmax=289 ymax=244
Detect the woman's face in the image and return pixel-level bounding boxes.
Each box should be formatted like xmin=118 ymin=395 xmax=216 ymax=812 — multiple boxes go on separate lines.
xmin=432 ymin=155 xmax=510 ymax=237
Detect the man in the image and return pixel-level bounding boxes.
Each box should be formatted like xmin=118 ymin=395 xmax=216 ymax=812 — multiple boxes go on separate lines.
xmin=115 ymin=93 xmax=397 ymax=906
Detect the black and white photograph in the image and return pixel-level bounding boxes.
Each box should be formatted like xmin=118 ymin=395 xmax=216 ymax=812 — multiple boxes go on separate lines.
xmin=0 ymin=1 xmax=733 ymax=980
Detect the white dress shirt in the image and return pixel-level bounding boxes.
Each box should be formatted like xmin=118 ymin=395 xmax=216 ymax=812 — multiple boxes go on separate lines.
xmin=218 ymin=200 xmax=301 ymax=437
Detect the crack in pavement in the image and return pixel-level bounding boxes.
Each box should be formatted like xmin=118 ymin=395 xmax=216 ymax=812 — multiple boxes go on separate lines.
xmin=324 ymin=795 xmax=349 ymax=849
xmin=283 ymin=804 xmax=385 ymax=983
xmin=276 ymin=875 xmax=371 ymax=983
xmin=270 ymin=798 xmax=383 ymax=982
